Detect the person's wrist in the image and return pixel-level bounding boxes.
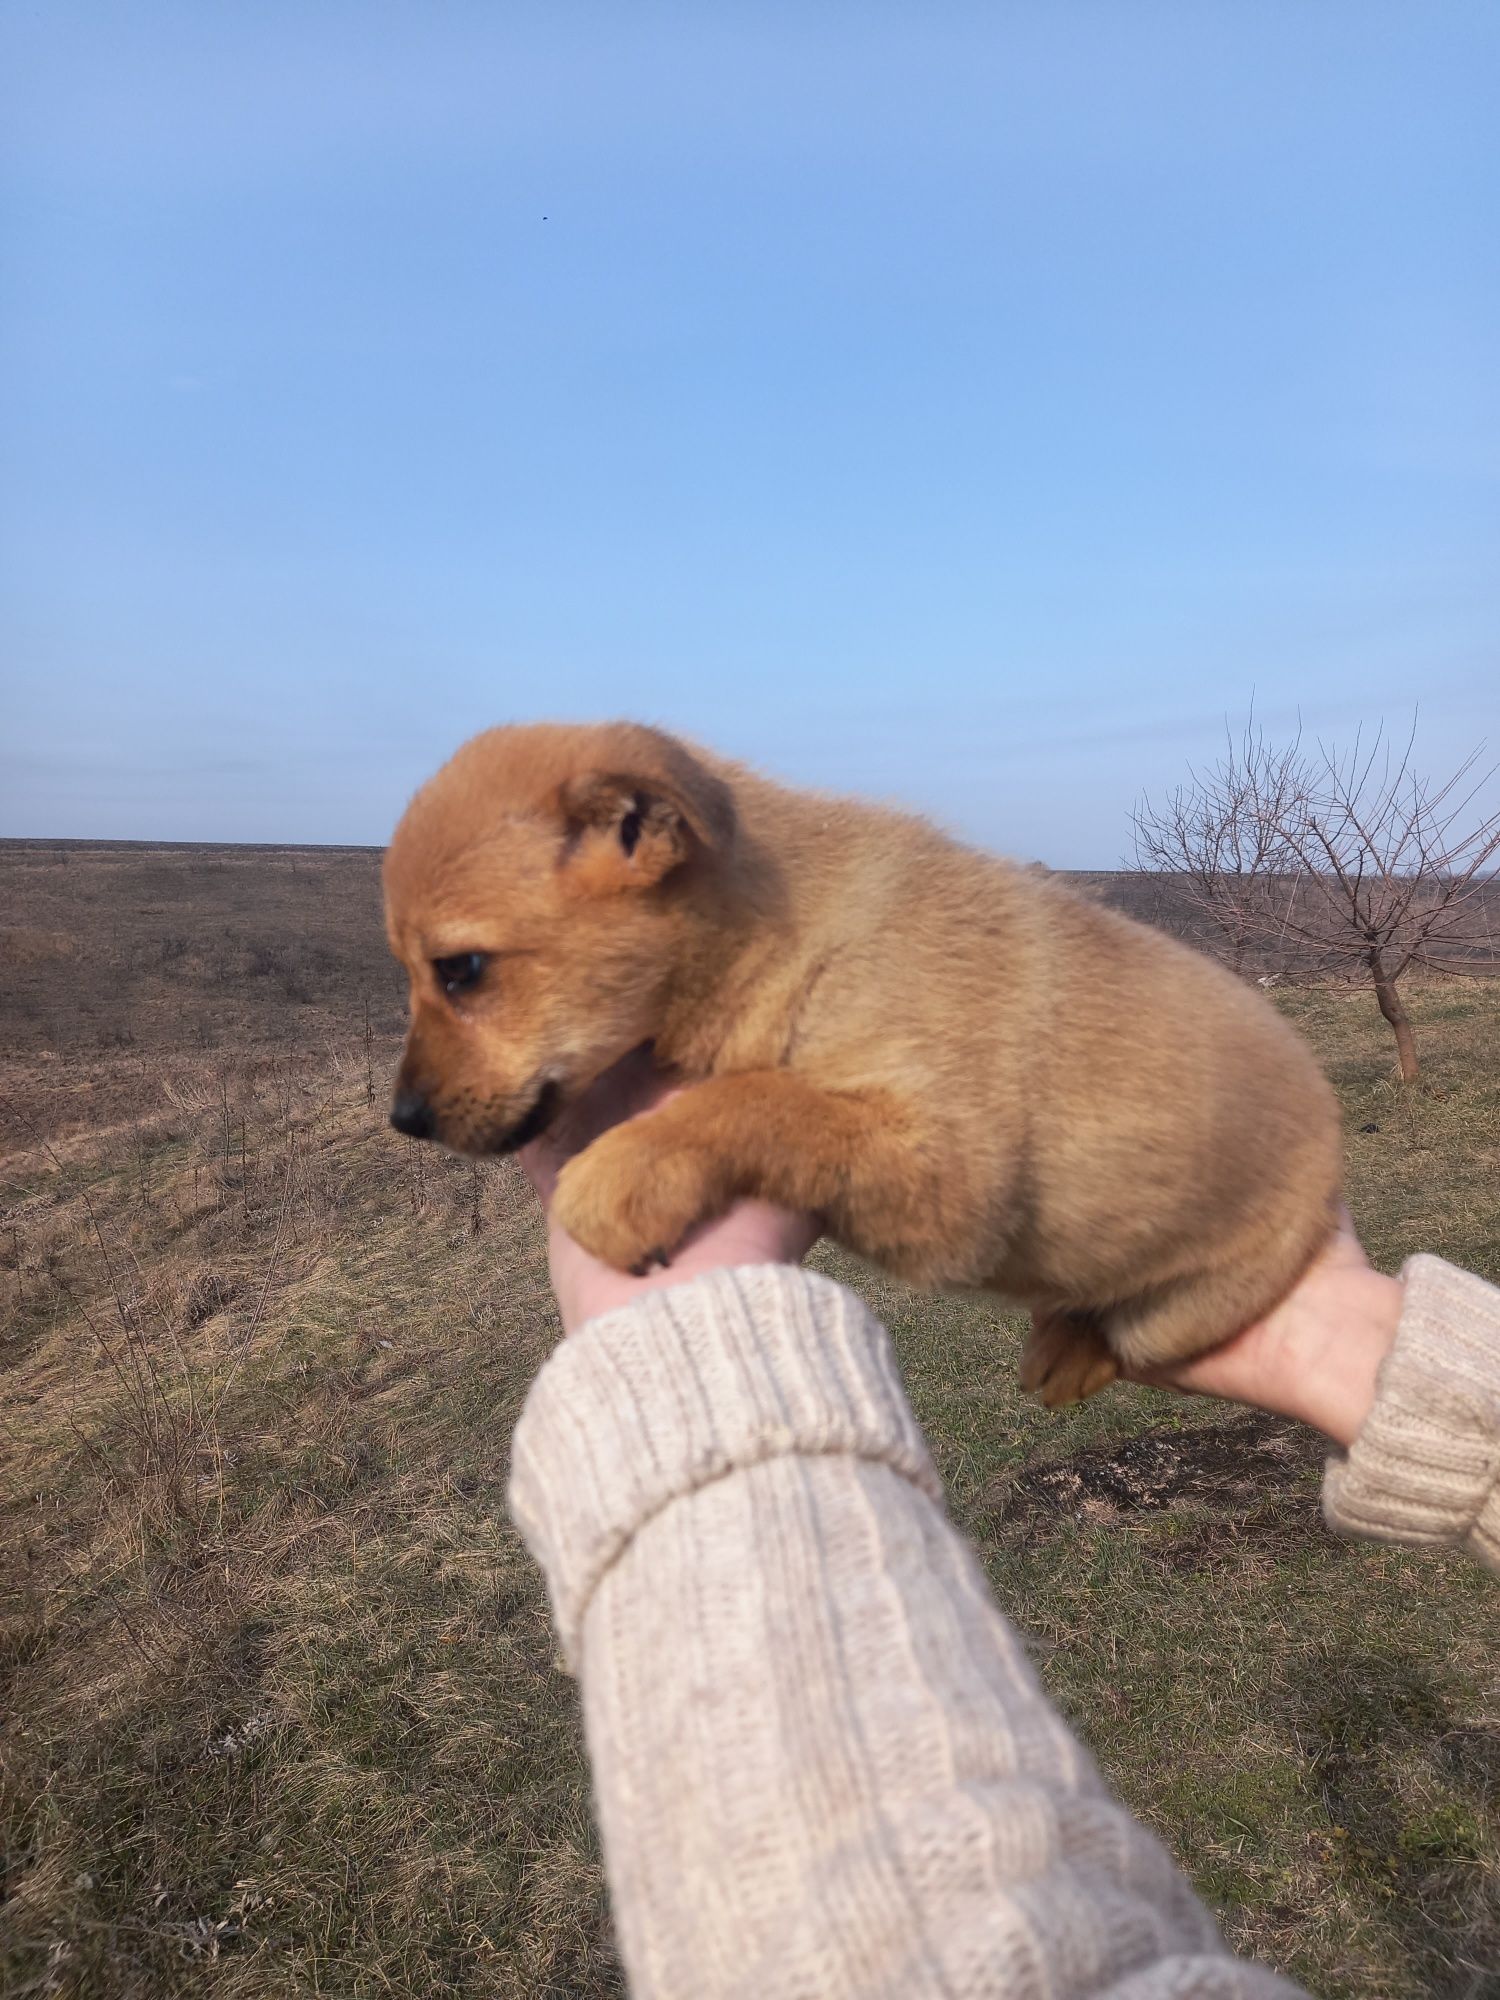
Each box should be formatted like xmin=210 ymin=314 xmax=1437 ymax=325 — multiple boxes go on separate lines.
xmin=1265 ymin=1267 xmax=1405 ymax=1447
xmin=548 ymin=1198 xmax=819 ymax=1337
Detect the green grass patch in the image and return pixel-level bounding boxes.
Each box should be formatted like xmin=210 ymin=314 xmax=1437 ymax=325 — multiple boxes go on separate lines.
xmin=4 ymin=967 xmax=1499 ymax=1996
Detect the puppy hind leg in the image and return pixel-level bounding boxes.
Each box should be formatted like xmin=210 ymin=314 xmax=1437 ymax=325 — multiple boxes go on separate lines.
xmin=1018 ymin=1309 xmax=1120 ymax=1409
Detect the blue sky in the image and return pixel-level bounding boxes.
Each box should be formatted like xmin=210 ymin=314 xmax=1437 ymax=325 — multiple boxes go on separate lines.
xmin=3 ymin=2 xmax=1496 ymax=864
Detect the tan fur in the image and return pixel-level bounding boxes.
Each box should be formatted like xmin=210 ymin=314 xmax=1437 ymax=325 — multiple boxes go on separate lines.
xmin=383 ymin=722 xmax=1342 ymax=1404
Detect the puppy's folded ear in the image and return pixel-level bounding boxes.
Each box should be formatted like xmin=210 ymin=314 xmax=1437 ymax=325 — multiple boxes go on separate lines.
xmin=557 ymin=750 xmax=734 ymax=892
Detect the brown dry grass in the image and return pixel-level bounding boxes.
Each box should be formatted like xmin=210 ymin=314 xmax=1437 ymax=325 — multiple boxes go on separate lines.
xmin=2 ymin=841 xmax=1497 ymax=1998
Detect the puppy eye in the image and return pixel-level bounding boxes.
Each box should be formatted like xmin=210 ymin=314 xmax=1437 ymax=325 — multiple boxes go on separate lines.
xmin=433 ymin=952 xmax=488 ymax=996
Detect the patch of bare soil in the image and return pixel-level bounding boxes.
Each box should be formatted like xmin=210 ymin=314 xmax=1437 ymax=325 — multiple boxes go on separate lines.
xmin=992 ymin=1411 xmax=1324 ymax=1531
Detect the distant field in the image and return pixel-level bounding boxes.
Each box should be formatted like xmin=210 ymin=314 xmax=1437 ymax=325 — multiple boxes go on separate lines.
xmin=2 ymin=841 xmax=1497 ymax=1998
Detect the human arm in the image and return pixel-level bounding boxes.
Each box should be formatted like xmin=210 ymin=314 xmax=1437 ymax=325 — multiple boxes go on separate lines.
xmin=509 ymin=1060 xmax=1303 ymax=1999
xmin=1126 ymin=1215 xmax=1500 ymax=1573
xmin=507 ymin=1264 xmax=1302 ymax=1999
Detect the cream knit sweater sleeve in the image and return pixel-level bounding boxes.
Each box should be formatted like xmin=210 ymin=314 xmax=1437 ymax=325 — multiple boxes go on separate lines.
xmin=508 ymin=1266 xmax=1305 ymax=1999
xmin=1322 ymin=1252 xmax=1500 ymax=1571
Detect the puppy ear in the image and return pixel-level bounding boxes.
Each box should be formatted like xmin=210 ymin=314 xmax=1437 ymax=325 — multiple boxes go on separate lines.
xmin=557 ymin=758 xmax=733 ymax=891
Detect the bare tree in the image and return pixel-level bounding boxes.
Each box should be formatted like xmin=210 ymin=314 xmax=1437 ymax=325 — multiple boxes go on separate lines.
xmin=1131 ymin=719 xmax=1306 ymax=975
xmin=1134 ymin=719 xmax=1500 ymax=1081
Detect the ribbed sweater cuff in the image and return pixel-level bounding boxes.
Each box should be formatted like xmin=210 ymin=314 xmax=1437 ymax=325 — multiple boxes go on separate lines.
xmin=507 ymin=1265 xmax=944 ymax=1667
xmin=1323 ymin=1254 xmax=1500 ymax=1569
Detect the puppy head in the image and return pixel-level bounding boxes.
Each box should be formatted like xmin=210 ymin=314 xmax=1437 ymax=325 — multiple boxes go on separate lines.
xmin=382 ymin=722 xmax=734 ymax=1155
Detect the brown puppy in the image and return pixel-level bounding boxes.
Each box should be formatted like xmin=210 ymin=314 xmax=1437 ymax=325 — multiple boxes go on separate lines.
xmin=383 ymin=721 xmax=1341 ymax=1404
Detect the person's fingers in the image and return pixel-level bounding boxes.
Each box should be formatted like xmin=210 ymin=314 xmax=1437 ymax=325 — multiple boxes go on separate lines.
xmin=666 ymin=1198 xmax=822 ymax=1271
xmin=544 ymin=1193 xmax=823 ymax=1335
xmin=1321 ymin=1205 xmax=1374 ymax=1276
xmin=1125 ymin=1344 xmax=1250 ymax=1398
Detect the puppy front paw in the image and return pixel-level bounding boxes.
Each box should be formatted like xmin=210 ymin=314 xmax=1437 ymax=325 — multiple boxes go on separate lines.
xmin=552 ymin=1119 xmax=724 ymax=1273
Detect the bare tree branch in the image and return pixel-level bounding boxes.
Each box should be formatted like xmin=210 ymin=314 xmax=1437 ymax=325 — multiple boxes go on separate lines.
xmin=1132 ymin=714 xmax=1500 ymax=1081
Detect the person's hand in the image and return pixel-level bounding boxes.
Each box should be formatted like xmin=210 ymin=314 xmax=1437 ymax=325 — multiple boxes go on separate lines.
xmin=1124 ymin=1207 xmax=1404 ymax=1447
xmin=518 ymin=1046 xmax=820 ymax=1336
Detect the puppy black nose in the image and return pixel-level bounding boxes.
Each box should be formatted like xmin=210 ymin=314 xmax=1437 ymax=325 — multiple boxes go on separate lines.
xmin=390 ymin=1088 xmax=435 ymax=1140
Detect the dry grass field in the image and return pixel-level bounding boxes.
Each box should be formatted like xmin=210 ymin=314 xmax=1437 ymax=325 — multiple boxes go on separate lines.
xmin=2 ymin=839 xmax=1497 ymax=1999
